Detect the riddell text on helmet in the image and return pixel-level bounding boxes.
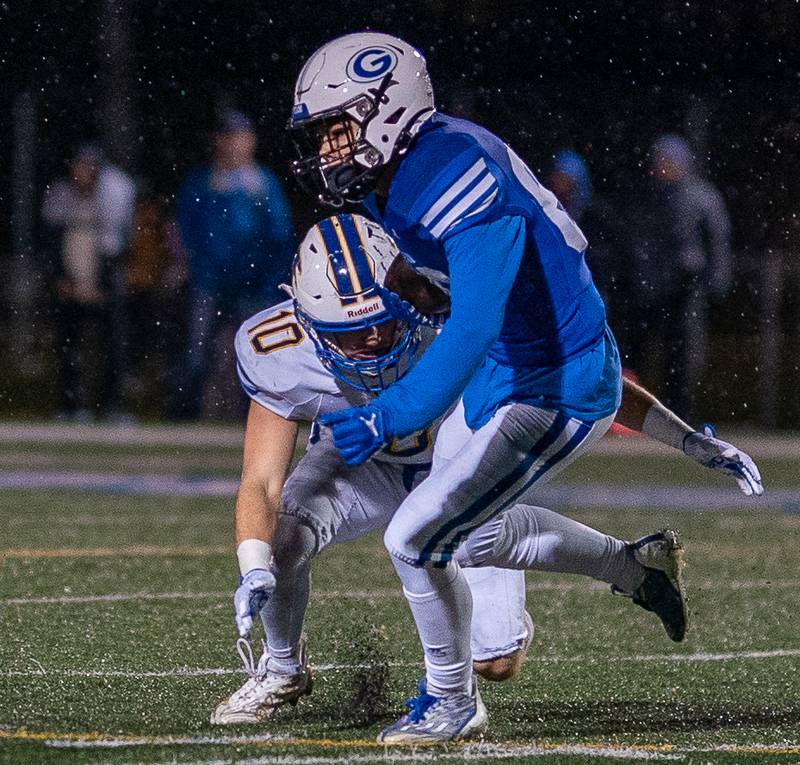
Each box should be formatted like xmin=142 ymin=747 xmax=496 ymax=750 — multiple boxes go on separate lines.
xmin=346 ymin=302 xmax=382 ymax=318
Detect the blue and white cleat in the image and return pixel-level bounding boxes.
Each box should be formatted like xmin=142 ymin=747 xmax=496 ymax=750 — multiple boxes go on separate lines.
xmin=614 ymin=529 xmax=688 ymax=642
xmin=377 ymin=677 xmax=488 ymax=744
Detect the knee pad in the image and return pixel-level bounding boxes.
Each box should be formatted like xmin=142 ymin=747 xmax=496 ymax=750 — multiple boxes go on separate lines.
xmin=272 ymin=513 xmax=318 ymax=570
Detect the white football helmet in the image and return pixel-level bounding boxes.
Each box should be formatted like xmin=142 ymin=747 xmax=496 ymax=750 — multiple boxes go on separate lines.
xmin=292 ymin=213 xmax=421 ymax=393
xmin=289 ymin=32 xmax=435 ymax=206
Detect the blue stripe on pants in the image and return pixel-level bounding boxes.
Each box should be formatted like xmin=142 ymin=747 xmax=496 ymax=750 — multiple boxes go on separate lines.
xmin=417 ymin=411 xmax=571 ymax=566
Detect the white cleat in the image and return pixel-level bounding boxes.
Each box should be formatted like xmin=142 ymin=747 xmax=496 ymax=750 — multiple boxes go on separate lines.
xmin=211 ymin=636 xmax=313 ymax=725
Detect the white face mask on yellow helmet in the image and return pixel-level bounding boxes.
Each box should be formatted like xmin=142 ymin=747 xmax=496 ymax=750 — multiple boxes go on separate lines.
xmin=289 ymin=32 xmax=435 ymax=207
xmin=291 ymin=213 xmax=422 ymax=393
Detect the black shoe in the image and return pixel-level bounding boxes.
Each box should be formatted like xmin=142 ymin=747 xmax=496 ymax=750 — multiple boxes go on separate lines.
xmin=616 ymin=529 xmax=688 ymax=642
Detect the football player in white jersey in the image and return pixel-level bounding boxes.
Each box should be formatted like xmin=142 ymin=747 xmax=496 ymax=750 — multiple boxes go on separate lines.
xmin=212 ymin=212 xmax=533 ymax=724
xmin=212 ymin=211 xmax=761 ymax=727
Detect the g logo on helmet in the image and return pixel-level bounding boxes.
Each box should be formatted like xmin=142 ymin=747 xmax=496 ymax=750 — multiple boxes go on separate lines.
xmin=347 ymin=47 xmax=398 ymax=82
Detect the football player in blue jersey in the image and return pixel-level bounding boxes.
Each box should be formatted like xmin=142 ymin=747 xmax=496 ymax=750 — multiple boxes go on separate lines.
xmin=288 ymin=34 xmax=763 ymax=743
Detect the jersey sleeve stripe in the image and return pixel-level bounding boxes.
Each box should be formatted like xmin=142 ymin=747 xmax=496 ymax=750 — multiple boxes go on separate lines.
xmin=420 ymin=158 xmax=487 ymax=227
xmin=436 ymin=187 xmax=500 ymax=238
xmin=430 ymin=175 xmax=498 ymax=237
xmin=424 ymin=167 xmax=491 ymax=232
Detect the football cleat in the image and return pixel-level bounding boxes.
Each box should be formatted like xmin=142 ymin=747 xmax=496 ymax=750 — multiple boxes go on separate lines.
xmin=210 ymin=636 xmax=313 ymax=725
xmin=614 ymin=529 xmax=688 ymax=642
xmin=377 ymin=677 xmax=488 ymax=744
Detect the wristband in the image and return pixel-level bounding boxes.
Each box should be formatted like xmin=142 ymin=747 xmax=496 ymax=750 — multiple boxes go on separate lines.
xmin=236 ymin=539 xmax=273 ymax=577
xmin=641 ymin=402 xmax=694 ymax=451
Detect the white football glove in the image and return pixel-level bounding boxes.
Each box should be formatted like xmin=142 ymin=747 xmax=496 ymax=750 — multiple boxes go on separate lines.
xmin=682 ymin=425 xmax=764 ymax=497
xmin=234 ymin=569 xmax=276 ymax=638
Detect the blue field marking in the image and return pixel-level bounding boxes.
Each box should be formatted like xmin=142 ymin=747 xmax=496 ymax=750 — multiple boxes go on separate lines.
xmin=0 ymin=470 xmax=796 ymax=510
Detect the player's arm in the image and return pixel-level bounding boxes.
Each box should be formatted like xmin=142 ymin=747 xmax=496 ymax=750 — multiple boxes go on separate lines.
xmin=617 ymin=376 xmax=763 ymax=496
xmin=373 ymin=215 xmax=526 ymax=437
xmin=233 ymin=400 xmax=299 ymax=636
xmin=235 ymin=400 xmax=299 ymax=547
xmin=321 ymin=215 xmax=524 ymax=464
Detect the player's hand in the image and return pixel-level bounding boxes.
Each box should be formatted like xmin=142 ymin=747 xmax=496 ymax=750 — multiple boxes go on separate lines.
xmin=234 ymin=569 xmax=276 ymax=638
xmin=319 ymin=406 xmax=389 ymax=465
xmin=375 ymin=284 xmax=448 ymax=329
xmin=682 ymin=425 xmax=764 ymax=496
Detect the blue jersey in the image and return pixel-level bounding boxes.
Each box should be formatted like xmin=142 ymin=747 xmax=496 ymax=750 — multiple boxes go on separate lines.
xmin=363 ymin=113 xmax=621 ymax=434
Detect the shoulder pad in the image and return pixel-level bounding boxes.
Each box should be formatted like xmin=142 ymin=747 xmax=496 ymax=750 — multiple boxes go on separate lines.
xmin=235 ymin=301 xmax=339 ymax=420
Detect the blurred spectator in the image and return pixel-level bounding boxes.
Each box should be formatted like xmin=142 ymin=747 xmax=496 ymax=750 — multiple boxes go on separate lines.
xmin=545 ymin=149 xmax=631 ymax=335
xmin=168 ymin=110 xmax=295 ymax=420
xmin=41 ymin=143 xmax=136 ymax=421
xmin=627 ymin=134 xmax=733 ymax=419
xmin=125 ymin=190 xmax=188 ymax=406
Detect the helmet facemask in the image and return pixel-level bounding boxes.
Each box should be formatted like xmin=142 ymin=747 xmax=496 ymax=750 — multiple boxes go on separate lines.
xmin=291 ymin=213 xmax=423 ymax=393
xmin=290 ymin=75 xmax=396 ymax=207
xmin=295 ymin=306 xmax=420 ymax=394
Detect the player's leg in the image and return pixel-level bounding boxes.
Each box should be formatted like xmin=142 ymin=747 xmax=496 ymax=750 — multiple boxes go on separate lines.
xmin=212 ymin=434 xmax=404 ymax=724
xmin=262 ymin=433 xmax=407 ymax=672
xmin=383 ymin=405 xmax=614 ymax=696
xmin=464 ymin=566 xmax=531 ymax=682
xmin=378 ymin=404 xmax=673 ymax=742
xmin=436 ymin=401 xmax=532 ymax=683
xmin=456 ymin=503 xmax=640 ymax=588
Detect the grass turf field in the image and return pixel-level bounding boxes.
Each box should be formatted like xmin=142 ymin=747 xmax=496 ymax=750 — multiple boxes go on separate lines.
xmin=1 ymin=424 xmax=799 ymax=765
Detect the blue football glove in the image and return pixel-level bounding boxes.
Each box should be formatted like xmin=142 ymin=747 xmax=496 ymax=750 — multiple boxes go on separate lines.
xmin=234 ymin=569 xmax=276 ymax=638
xmin=375 ymin=284 xmax=449 ymax=329
xmin=318 ymin=406 xmax=390 ymax=465
xmin=682 ymin=424 xmax=764 ymax=497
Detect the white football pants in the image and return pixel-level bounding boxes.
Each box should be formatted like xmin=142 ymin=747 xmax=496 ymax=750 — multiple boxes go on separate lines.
xmin=261 ymin=429 xmax=528 ymax=671
xmin=384 ymin=401 xmax=643 ymax=696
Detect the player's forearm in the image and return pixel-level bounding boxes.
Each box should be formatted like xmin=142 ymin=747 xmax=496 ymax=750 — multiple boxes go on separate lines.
xmin=617 ymin=377 xmax=694 ymax=450
xmin=375 ymin=216 xmax=525 ymax=437
xmin=234 ymin=480 xmax=279 ymax=546
xmin=374 ymin=316 xmax=497 ymax=437
xmin=234 ymin=481 xmax=279 ymax=575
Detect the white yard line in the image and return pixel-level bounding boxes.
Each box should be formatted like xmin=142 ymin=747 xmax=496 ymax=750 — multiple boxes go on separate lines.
xmin=1 ymin=591 xmax=229 ymax=605
xmin=4 ymin=648 xmax=800 ymax=679
xmin=47 ymin=733 xmax=289 ymax=748
xmin=59 ymin=740 xmax=800 ymax=762
xmin=2 ymin=578 xmax=798 ymax=607
xmin=67 ymin=744 xmax=683 ymax=760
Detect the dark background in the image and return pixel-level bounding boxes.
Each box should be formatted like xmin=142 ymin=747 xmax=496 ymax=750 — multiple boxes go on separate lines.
xmin=1 ymin=0 xmax=799 ymax=424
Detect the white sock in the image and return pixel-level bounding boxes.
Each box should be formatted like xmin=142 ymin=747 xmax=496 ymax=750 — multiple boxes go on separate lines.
xmin=262 ymin=554 xmax=311 ymax=675
xmin=391 ymin=557 xmax=473 ymax=697
xmin=457 ymin=505 xmax=644 ymax=593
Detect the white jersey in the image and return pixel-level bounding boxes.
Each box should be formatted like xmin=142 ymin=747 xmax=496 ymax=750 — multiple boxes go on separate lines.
xmin=235 ymin=300 xmax=440 ymax=464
